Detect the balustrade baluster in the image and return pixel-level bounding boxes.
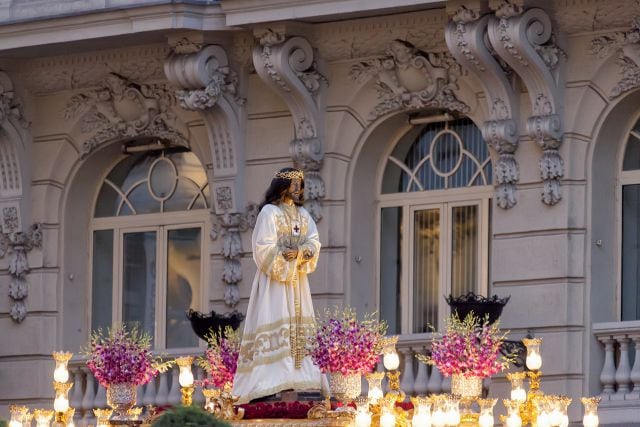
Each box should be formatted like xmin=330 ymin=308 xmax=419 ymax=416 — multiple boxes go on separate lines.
xmin=629 ymin=335 xmax=640 ymax=399
xmin=167 ymin=366 xmax=181 ymax=406
xmin=143 ymin=377 xmax=157 ymax=406
xmin=95 ymin=383 xmax=107 ymax=409
xmin=193 ymin=367 xmax=205 ymax=405
xmin=156 ymin=369 xmax=170 ymax=406
xmin=70 ymin=367 xmax=84 ymax=414
xmin=614 ymin=335 xmax=632 ymax=398
xmin=441 ymin=374 xmax=451 ymax=393
xmin=136 ymin=384 xmax=144 ymax=406
xmin=427 ymin=366 xmax=442 ymax=394
xmin=399 ymin=348 xmax=414 ymax=398
xmin=599 ymin=336 xmax=616 ymax=397
xmin=81 ymin=367 xmax=96 ymax=412
xmin=413 ymin=346 xmax=429 ymax=395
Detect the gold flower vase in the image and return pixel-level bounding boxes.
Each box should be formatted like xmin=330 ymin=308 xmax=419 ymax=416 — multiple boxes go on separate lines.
xmin=451 ymin=374 xmax=483 ymax=398
xmin=107 ymin=383 xmax=137 ymax=422
xmin=329 ymin=372 xmax=361 ymax=407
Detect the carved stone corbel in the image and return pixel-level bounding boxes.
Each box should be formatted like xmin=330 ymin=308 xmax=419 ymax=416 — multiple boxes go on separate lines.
xmin=0 ymin=72 xmax=28 ymax=129
xmin=252 ymin=28 xmax=328 ymax=222
xmin=445 ymin=4 xmax=520 ymax=209
xmin=487 ymin=1 xmax=566 ymax=205
xmin=210 ymin=205 xmax=259 ymax=307
xmin=0 ymin=223 xmax=42 ymax=323
xmin=165 ymin=42 xmax=254 ymax=308
xmin=591 ymin=17 xmax=640 ymax=98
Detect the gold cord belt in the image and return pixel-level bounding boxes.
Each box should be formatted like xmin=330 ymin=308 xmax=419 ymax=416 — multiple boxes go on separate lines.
xmin=288 ymin=252 xmax=304 ymax=369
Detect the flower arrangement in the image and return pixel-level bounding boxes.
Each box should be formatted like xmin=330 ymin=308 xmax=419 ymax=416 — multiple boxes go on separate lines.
xmin=197 ymin=327 xmax=241 ymax=388
xmin=417 ymin=313 xmax=512 ymax=378
xmin=309 ymin=306 xmax=387 ymax=375
xmin=86 ymin=324 xmax=172 ymax=387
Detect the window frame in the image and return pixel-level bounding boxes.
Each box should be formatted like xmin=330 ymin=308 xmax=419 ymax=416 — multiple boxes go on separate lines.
xmin=376 ymin=121 xmax=492 ymax=333
xmin=617 ymin=110 xmax=640 ymax=321
xmin=88 ymin=154 xmax=210 ymax=350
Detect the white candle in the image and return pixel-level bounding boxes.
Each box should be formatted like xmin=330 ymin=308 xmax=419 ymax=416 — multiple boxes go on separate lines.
xmin=537 ymin=412 xmax=551 ymax=427
xmin=478 ymin=413 xmax=493 ymax=427
xmin=380 ymin=412 xmax=396 ymax=427
xmin=54 ymin=365 xmax=69 ymax=383
xmin=383 ymin=352 xmax=400 ymax=370
xmin=355 ymin=411 xmax=372 ymax=427
xmin=583 ymin=413 xmax=599 ymax=427
xmin=550 ymin=408 xmax=562 ymax=426
xmin=511 ymin=387 xmax=526 ymax=402
xmin=431 ymin=409 xmax=445 ymax=427
xmin=444 ymin=409 xmax=460 ymax=426
xmin=412 ymin=411 xmax=431 ymax=427
xmin=506 ymin=414 xmax=522 ymax=427
xmin=368 ymin=386 xmax=383 ymax=403
xmin=54 ymin=396 xmax=69 ymax=413
xmin=526 ymin=352 xmax=542 ymax=370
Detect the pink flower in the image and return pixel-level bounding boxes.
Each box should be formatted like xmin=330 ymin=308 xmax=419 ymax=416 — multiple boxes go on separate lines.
xmin=309 ymin=307 xmax=387 ymax=375
xmin=196 ymin=327 xmax=241 ymax=389
xmin=417 ymin=313 xmax=513 ymax=378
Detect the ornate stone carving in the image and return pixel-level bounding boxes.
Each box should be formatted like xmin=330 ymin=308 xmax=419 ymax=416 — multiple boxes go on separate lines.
xmin=0 ymin=223 xmax=42 ymax=323
xmin=253 ymin=30 xmax=328 ymax=222
xmin=63 ymin=73 xmax=188 ymax=157
xmin=591 ymin=17 xmax=640 ymax=98
xmin=487 ymin=5 xmax=566 ymax=206
xmin=0 ymin=73 xmax=28 ymax=129
xmin=210 ymin=205 xmax=259 ymax=307
xmin=446 ymin=8 xmax=520 ymax=209
xmin=349 ymin=40 xmax=470 ymax=120
xmin=165 ymin=45 xmax=245 ymax=111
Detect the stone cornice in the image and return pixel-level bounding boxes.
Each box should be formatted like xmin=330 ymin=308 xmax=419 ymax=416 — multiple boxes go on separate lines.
xmin=0 ymin=2 xmax=227 ymax=52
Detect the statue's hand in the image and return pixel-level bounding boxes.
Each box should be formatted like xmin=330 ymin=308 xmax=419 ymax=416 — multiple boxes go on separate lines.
xmin=283 ymin=248 xmax=299 ymax=261
xmin=302 ymin=249 xmax=314 ymax=260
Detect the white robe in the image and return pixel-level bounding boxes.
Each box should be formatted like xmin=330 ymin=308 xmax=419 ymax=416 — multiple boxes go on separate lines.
xmin=233 ymin=203 xmax=322 ymax=403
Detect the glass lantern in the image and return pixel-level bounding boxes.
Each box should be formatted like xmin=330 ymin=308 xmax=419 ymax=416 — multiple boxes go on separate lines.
xmin=444 ymin=395 xmax=460 ymax=427
xmin=33 ymin=410 xmax=53 ymax=427
xmin=503 ymin=399 xmax=522 ymax=427
xmin=477 ymin=398 xmax=497 ymax=427
xmin=381 ymin=336 xmax=400 ymax=371
xmin=22 ymin=412 xmax=34 ymax=427
xmin=9 ymin=405 xmax=29 ymax=427
xmin=93 ymin=409 xmax=113 ymax=427
xmin=354 ymin=396 xmax=372 ymax=427
xmin=52 ymin=352 xmax=73 ymax=384
xmin=410 ymin=396 xmax=431 ymax=427
xmin=507 ymin=372 xmax=527 ymax=403
xmin=522 ymin=338 xmax=543 ymax=371
xmin=53 ymin=382 xmax=73 ymax=414
xmin=380 ymin=397 xmax=396 ymax=427
xmin=535 ymin=397 xmax=552 ymax=427
xmin=581 ymin=397 xmax=600 ymax=427
xmin=430 ymin=396 xmax=447 ymax=427
xmin=558 ymin=396 xmax=572 ymax=427
xmin=548 ymin=396 xmax=563 ymax=427
xmin=365 ymin=372 xmax=385 ymax=405
xmin=176 ymin=356 xmax=194 ymax=387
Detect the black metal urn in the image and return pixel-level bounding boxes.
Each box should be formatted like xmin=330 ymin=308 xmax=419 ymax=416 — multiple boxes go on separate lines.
xmin=445 ymin=292 xmax=510 ymax=325
xmin=186 ymin=309 xmax=245 ymax=343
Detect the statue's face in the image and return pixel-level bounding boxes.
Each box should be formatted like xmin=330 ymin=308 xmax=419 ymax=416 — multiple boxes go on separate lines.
xmin=285 ymin=178 xmax=303 ymax=203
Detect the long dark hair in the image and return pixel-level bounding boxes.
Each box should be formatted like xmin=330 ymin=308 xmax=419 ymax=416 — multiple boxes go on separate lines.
xmin=259 ymin=167 xmax=305 ymax=210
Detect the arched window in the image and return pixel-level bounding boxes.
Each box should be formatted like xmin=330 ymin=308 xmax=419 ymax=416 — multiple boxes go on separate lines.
xmin=91 ymin=150 xmax=210 ymax=349
xmin=620 ymin=115 xmax=640 ymax=321
xmin=379 ymin=118 xmax=492 ymax=333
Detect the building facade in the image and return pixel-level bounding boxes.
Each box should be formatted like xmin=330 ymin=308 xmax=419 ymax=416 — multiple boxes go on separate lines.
xmin=1 ymin=0 xmax=640 ymax=423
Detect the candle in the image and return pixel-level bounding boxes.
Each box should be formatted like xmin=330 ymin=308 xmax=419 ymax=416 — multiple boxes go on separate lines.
xmin=526 ymin=352 xmax=542 ymax=371
xmin=54 ymin=396 xmax=69 ymax=413
xmin=511 ymin=387 xmax=526 ymax=402
xmin=537 ymin=411 xmax=551 ymax=427
xmin=412 ymin=411 xmax=431 ymax=427
xmin=583 ymin=413 xmax=599 ymax=427
xmin=478 ymin=413 xmax=493 ymax=427
xmin=355 ymin=411 xmax=372 ymax=427
xmin=431 ymin=409 xmax=445 ymax=427
xmin=506 ymin=414 xmax=522 ymax=427
xmin=53 ymin=365 xmax=69 ymax=383
xmin=383 ymin=352 xmax=400 ymax=371
xmin=380 ymin=411 xmax=396 ymax=427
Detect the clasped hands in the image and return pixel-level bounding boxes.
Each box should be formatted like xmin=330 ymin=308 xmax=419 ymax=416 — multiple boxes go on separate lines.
xmin=283 ymin=247 xmax=313 ymax=261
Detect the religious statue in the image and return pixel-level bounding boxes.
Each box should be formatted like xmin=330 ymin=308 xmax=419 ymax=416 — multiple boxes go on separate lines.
xmin=232 ymin=168 xmax=322 ymax=403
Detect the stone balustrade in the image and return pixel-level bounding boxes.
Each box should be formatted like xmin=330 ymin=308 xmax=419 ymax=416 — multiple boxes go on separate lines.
xmin=592 ymin=321 xmax=640 ymax=425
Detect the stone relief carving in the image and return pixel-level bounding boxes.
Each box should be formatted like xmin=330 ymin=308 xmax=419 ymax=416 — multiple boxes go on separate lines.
xmin=63 ymin=73 xmax=188 ymax=157
xmin=445 ymin=8 xmax=520 ymax=209
xmin=487 ymin=3 xmax=566 ymax=206
xmin=210 ymin=205 xmax=259 ymax=307
xmin=253 ymin=30 xmax=328 ymax=222
xmin=349 ymin=40 xmax=470 ymax=120
xmin=0 ymin=223 xmax=42 ymax=323
xmin=0 ymin=74 xmax=28 ymax=129
xmin=591 ymin=17 xmax=640 ymax=98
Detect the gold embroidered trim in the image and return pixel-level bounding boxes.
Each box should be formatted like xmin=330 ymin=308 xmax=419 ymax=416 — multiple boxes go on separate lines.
xmin=241 ymin=317 xmax=315 ymax=341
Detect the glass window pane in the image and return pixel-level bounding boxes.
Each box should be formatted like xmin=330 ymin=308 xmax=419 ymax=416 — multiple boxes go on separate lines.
xmin=164 ymin=179 xmax=204 ymax=213
xmin=166 ymin=228 xmax=201 ymax=348
xmin=622 ymin=184 xmax=640 ymax=320
xmin=451 ymin=205 xmax=479 ymax=299
xmin=623 ymin=119 xmax=640 ymax=171
xmin=122 ymin=231 xmax=157 ymax=341
xmin=413 ymin=209 xmax=440 ymax=333
xmin=128 ymin=183 xmax=160 ymax=215
xmin=92 ymin=229 xmax=113 ymax=331
xmin=94 ymin=184 xmax=120 ymax=218
xmin=380 ymin=207 xmax=402 ymax=334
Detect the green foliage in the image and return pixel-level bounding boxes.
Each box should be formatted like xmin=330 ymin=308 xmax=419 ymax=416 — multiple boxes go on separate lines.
xmin=0 ymin=419 xmax=7 ymax=427
xmin=151 ymin=405 xmax=231 ymax=427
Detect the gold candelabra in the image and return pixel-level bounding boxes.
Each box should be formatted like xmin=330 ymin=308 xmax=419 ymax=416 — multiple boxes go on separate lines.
xmin=176 ymin=356 xmax=195 ymax=406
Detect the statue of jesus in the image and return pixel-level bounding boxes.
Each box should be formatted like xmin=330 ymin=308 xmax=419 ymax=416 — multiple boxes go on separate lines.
xmin=233 ymin=167 xmax=322 ymax=403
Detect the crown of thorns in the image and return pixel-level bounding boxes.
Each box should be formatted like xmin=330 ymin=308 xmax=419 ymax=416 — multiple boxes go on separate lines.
xmin=275 ymin=170 xmax=304 ymax=180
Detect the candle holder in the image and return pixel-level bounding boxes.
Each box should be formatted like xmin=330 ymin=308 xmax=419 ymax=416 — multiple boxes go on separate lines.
xmin=410 ymin=396 xmax=431 ymax=427
xmin=366 ymin=372 xmax=385 ymax=405
xmin=176 ymin=356 xmax=195 ymax=406
xmin=52 ymin=352 xmax=72 ymax=384
xmin=582 ymin=397 xmax=600 ymax=427
xmin=93 ymin=409 xmax=112 ymax=427
xmin=477 ymin=398 xmax=497 ymax=427
xmin=53 ymin=382 xmax=73 ymax=427
xmin=9 ymin=405 xmax=29 ymax=427
xmin=354 ymin=396 xmax=372 ymax=427
xmin=33 ymin=410 xmax=54 ymax=427
xmin=503 ymin=399 xmax=523 ymax=427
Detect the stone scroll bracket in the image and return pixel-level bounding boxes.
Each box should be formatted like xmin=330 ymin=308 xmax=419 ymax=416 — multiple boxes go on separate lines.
xmin=165 ymin=38 xmax=255 ymax=308
xmin=445 ymin=2 xmax=520 ymax=209
xmin=252 ymin=27 xmax=328 ymax=222
xmin=0 ymin=223 xmax=42 ymax=323
xmin=487 ymin=1 xmax=566 ymax=206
